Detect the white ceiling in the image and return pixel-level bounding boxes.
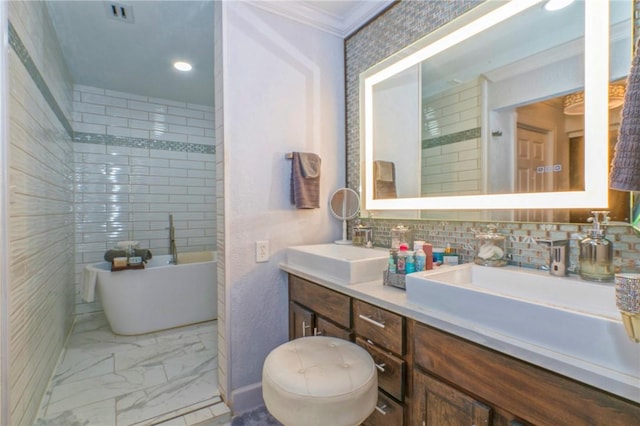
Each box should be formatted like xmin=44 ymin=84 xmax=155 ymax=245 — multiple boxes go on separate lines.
xmin=45 ymin=0 xmax=393 ymax=107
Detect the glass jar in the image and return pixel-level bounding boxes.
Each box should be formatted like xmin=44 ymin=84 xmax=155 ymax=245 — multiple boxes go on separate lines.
xmin=391 ymin=225 xmax=412 ymax=250
xmin=474 ymin=227 xmax=507 ymax=267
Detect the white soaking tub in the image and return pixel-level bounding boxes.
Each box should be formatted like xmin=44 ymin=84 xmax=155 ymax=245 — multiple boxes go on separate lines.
xmin=86 ymin=251 xmax=217 ymax=335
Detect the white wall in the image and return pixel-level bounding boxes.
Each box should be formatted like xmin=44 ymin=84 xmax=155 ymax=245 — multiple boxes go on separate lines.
xmin=6 ymin=2 xmax=75 ymax=425
xmin=220 ymin=2 xmax=345 ymax=412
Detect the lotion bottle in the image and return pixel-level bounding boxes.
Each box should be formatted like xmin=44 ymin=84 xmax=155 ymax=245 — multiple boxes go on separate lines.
xmin=579 ymin=211 xmax=614 ymax=282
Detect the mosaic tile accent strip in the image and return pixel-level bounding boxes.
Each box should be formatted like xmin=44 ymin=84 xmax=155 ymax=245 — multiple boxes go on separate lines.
xmin=8 ymin=21 xmax=73 ymax=137
xmin=74 ymin=132 xmax=215 ymax=154
xmin=422 ymin=127 xmax=481 ymax=149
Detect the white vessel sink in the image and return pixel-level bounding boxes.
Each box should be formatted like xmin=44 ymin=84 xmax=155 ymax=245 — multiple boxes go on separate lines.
xmin=286 ymin=244 xmax=388 ymax=284
xmin=405 ymin=263 xmax=640 ymax=383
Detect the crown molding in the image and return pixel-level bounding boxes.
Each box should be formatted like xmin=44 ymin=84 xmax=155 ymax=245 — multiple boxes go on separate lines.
xmin=248 ymin=1 xmax=393 ymax=38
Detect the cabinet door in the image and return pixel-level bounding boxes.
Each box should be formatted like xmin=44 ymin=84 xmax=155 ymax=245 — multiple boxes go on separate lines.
xmin=289 ymin=302 xmax=314 ymax=339
xmin=413 ymin=370 xmax=491 ymax=426
xmin=316 ymin=316 xmax=352 ymax=340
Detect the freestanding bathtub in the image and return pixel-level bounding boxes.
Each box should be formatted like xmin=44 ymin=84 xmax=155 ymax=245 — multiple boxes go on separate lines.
xmin=87 ymin=251 xmax=217 ymax=335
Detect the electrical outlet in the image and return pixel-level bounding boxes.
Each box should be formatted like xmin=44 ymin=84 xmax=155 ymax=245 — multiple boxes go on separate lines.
xmin=256 ymin=240 xmax=269 ymax=263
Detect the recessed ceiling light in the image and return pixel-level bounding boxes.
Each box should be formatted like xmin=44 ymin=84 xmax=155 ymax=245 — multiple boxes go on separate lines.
xmin=544 ymin=0 xmax=574 ymax=12
xmin=173 ymin=61 xmax=192 ymax=72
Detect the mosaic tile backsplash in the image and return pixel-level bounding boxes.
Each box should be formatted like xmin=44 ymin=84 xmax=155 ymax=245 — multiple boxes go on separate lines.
xmin=345 ymin=0 xmax=640 ymax=274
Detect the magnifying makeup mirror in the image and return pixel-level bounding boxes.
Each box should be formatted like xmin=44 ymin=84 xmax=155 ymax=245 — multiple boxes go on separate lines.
xmin=329 ymin=188 xmax=360 ymax=245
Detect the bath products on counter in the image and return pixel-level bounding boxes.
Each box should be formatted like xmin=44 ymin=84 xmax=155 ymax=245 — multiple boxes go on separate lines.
xmin=443 ymin=244 xmax=459 ymax=265
xmin=579 ymin=211 xmax=614 ymax=282
xmin=405 ymin=251 xmax=416 ymax=273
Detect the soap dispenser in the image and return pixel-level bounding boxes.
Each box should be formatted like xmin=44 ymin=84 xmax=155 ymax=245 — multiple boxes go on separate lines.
xmin=579 ymin=211 xmax=614 ymax=282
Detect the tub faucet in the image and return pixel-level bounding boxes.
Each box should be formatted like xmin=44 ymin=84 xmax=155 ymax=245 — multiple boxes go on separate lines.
xmin=536 ymin=239 xmax=569 ymax=276
xmin=169 ymin=214 xmax=178 ymax=264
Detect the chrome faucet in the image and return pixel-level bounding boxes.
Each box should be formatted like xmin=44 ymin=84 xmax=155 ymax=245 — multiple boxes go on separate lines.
xmin=536 ymin=239 xmax=569 ymax=276
xmin=169 ymin=213 xmax=178 ymax=264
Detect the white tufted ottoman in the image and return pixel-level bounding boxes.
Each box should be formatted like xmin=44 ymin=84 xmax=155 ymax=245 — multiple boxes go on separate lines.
xmin=262 ymin=336 xmax=378 ymax=426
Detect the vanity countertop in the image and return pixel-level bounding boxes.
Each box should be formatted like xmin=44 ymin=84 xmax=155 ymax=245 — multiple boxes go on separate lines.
xmin=279 ymin=261 xmax=640 ymax=404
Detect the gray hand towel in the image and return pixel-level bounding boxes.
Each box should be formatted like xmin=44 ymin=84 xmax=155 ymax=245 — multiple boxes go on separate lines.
xmin=373 ymin=160 xmax=397 ymax=199
xmin=104 ymin=249 xmax=153 ymax=262
xmin=290 ymin=152 xmax=321 ymax=209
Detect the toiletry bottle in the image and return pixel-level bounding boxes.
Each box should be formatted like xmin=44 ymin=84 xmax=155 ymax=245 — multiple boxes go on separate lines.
xmin=423 ymin=243 xmax=433 ymax=270
xmin=397 ymin=245 xmax=408 ymax=274
xmin=405 ymin=250 xmax=416 ymax=273
xmin=579 ymin=211 xmax=614 ymax=282
xmin=415 ymin=247 xmax=426 ymax=271
xmin=388 ymin=250 xmax=397 ymax=274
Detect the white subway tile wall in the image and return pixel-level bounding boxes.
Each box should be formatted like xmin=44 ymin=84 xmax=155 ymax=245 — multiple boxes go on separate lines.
xmin=8 ymin=2 xmax=75 ymax=425
xmin=421 ymin=78 xmax=482 ymax=196
xmin=73 ymin=85 xmax=216 ymax=316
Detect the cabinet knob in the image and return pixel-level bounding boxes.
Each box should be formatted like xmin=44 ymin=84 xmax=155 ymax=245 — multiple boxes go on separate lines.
xmin=359 ymin=314 xmax=386 ymax=329
xmin=375 ymin=404 xmax=387 ymax=415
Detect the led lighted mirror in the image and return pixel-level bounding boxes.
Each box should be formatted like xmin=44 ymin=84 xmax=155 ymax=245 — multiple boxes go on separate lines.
xmin=360 ymin=0 xmax=630 ymax=216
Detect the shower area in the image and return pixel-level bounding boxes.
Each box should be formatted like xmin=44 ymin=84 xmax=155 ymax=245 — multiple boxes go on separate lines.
xmin=1 ymin=1 xmax=219 ymax=425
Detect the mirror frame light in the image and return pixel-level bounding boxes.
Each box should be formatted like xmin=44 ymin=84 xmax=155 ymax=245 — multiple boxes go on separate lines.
xmin=361 ymin=0 xmax=610 ymax=211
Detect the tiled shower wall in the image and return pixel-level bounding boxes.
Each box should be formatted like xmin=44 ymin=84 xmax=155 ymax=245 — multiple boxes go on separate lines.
xmin=345 ymin=0 xmax=640 ymax=273
xmin=72 ymin=85 xmax=216 ymax=315
xmin=7 ymin=2 xmax=75 ymax=425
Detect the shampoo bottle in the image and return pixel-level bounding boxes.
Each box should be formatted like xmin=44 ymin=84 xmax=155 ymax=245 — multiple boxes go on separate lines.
xmin=579 ymin=211 xmax=614 ymax=282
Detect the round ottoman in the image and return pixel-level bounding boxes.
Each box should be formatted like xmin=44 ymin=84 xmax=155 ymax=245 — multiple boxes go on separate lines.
xmin=262 ymin=336 xmax=378 ymax=426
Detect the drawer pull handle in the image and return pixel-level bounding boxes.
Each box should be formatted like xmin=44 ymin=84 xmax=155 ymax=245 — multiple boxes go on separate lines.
xmin=314 ymin=328 xmax=322 ymax=336
xmin=375 ymin=404 xmax=387 ymax=415
xmin=302 ymin=321 xmax=311 ymax=337
xmin=375 ymin=362 xmax=386 ymax=373
xmin=359 ymin=314 xmax=386 ymax=328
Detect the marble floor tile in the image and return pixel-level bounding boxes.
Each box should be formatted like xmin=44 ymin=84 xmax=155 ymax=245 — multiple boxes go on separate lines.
xmin=114 ymin=334 xmax=204 ymax=372
xmin=116 ymin=369 xmax=219 ymax=425
xmin=36 ymin=317 xmax=223 ymax=426
xmin=46 ymin=365 xmax=167 ymax=417
xmin=163 ymin=347 xmax=217 ymax=382
xmin=35 ymin=398 xmax=116 ymax=426
xmin=52 ymin=351 xmax=114 ymax=386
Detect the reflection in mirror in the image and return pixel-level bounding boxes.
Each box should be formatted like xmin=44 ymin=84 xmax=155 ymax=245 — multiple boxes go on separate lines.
xmin=361 ymin=0 xmax=632 ymax=220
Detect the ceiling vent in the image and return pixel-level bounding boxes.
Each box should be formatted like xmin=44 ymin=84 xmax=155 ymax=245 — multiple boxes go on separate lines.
xmin=105 ymin=2 xmax=135 ymax=23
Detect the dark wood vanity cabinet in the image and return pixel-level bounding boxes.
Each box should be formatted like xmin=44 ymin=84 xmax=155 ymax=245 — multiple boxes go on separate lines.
xmin=286 ymin=273 xmax=640 ymax=426
xmin=412 ymin=321 xmax=640 ymax=426
xmin=354 ymin=299 xmax=408 ymax=426
xmin=288 ymin=275 xmax=352 ymax=340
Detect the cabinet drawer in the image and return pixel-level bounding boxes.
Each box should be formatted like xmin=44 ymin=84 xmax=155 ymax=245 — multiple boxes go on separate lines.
xmin=356 ymin=337 xmax=405 ymax=401
xmin=316 ymin=317 xmax=352 ymax=340
xmin=354 ymin=299 xmax=404 ymax=355
xmin=289 ymin=275 xmax=350 ymax=328
xmin=364 ymin=391 xmax=403 ymax=426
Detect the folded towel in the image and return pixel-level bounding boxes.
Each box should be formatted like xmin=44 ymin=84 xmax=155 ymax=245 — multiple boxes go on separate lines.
xmin=104 ymin=250 xmax=126 ymax=262
xmin=290 ymin=152 xmax=321 ymax=209
xmin=82 ymin=266 xmax=98 ymax=303
xmin=373 ymin=161 xmax=397 ymax=199
xmin=135 ymin=249 xmax=153 ymax=261
xmin=104 ymin=249 xmax=152 ymax=262
xmin=374 ymin=160 xmax=395 ymax=182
